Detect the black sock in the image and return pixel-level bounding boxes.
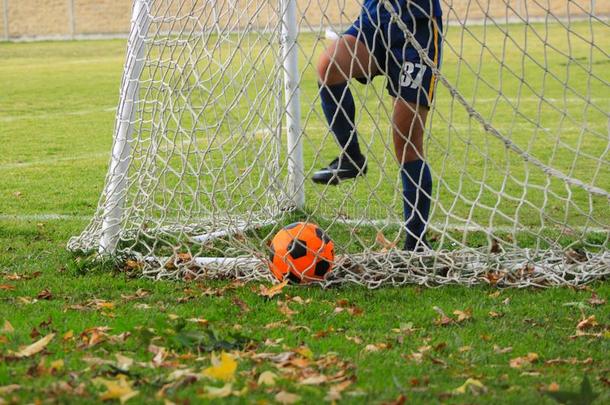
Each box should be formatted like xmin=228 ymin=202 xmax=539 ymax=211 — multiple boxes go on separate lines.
xmin=319 ymin=82 xmax=363 ymax=161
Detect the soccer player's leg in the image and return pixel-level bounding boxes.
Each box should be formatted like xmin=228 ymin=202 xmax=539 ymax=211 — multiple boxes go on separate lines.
xmin=392 ymin=99 xmax=433 ymax=251
xmin=312 ymin=34 xmax=378 ymax=185
xmin=388 ymin=16 xmax=442 ymax=251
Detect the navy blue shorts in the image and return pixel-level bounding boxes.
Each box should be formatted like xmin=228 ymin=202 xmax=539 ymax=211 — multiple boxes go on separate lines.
xmin=344 ymin=12 xmax=443 ymax=107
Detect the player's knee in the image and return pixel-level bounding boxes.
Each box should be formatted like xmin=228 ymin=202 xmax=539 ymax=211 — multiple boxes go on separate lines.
xmin=317 ymin=54 xmax=346 ymax=86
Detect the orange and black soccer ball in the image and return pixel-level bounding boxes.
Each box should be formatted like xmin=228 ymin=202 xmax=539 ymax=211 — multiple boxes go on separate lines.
xmin=268 ymin=222 xmax=334 ymax=283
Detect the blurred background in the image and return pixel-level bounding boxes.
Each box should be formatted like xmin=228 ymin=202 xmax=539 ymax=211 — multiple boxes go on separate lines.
xmin=2 ymin=0 xmax=607 ymax=41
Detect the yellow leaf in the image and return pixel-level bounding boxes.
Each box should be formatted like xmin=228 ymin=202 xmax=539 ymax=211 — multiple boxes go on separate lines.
xmin=295 ymin=346 xmax=313 ymax=359
xmin=200 ymin=383 xmax=233 ymax=399
xmin=50 ymin=359 xmax=64 ymax=371
xmin=452 ymin=378 xmax=487 ymax=395
xmin=257 ymin=371 xmax=277 ymax=386
xmin=10 ymin=333 xmax=55 ymax=358
xmin=259 ymin=279 xmax=289 ymax=298
xmin=94 ymin=376 xmax=139 ymax=404
xmin=202 ymin=352 xmax=237 ymax=381
xmin=275 ymin=391 xmax=301 ymax=404
xmin=1 ymin=320 xmax=14 ymax=333
xmin=63 ymin=330 xmax=74 ymax=341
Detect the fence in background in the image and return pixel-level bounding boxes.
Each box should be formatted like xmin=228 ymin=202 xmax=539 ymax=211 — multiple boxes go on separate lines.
xmin=1 ymin=0 xmax=607 ymax=41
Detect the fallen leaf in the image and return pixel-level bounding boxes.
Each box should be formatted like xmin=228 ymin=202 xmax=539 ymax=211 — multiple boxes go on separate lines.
xmin=433 ymin=306 xmax=453 ymax=326
xmin=453 ymin=378 xmax=487 ymax=395
xmin=232 ymin=297 xmax=250 ymax=313
xmin=577 ymin=316 xmax=598 ymax=331
xmin=510 ymin=352 xmax=539 ymax=369
xmin=299 ymin=374 xmax=329 ymax=385
xmin=202 ymin=352 xmax=237 ymax=381
xmin=375 ymin=231 xmax=397 ymax=250
xmin=0 ymin=385 xmax=20 ymax=395
xmin=275 ymin=391 xmax=301 ymax=404
xmin=588 ymin=293 xmax=606 ymax=307
xmin=257 ymin=371 xmax=277 ymax=386
xmin=1 ymin=320 xmax=14 ymax=333
xmin=295 ymin=346 xmax=313 ymax=359
xmin=94 ymin=376 xmax=139 ymax=404
xmin=200 ymin=383 xmax=233 ymax=399
xmin=453 ymin=309 xmax=472 ymax=323
xmin=63 ymin=330 xmax=74 ymax=341
xmin=115 ymin=354 xmax=134 ymax=370
xmin=9 ymin=333 xmax=55 ymax=358
xmin=493 ymin=345 xmax=513 ymax=354
xmin=489 ymin=311 xmax=504 ymax=318
xmin=259 ymin=279 xmax=289 ymax=298
xmin=36 ymin=288 xmax=53 ymax=300
xmin=547 ymin=382 xmax=560 ymax=392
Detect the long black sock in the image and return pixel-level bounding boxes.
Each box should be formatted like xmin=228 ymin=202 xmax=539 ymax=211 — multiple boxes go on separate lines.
xmin=319 ymin=82 xmax=363 ymax=160
xmin=401 ymin=160 xmax=433 ymax=250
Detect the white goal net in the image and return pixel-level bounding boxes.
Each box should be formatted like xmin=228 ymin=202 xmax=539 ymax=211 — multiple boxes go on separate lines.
xmin=69 ymin=0 xmax=610 ymax=287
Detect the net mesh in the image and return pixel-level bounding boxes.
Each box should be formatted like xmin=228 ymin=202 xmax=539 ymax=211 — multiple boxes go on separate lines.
xmin=68 ymin=0 xmax=610 ymax=288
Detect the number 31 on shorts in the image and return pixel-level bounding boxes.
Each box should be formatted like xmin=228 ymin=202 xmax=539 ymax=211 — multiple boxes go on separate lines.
xmin=400 ymin=62 xmax=428 ymax=89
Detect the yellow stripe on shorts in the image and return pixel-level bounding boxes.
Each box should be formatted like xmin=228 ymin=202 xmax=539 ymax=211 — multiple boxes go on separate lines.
xmin=427 ymin=19 xmax=440 ymax=101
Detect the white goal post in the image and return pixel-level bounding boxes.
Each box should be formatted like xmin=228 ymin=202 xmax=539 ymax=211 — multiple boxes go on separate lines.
xmin=69 ymin=0 xmax=610 ymax=287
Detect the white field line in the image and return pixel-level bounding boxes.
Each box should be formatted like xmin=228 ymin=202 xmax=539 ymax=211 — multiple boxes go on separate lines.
xmin=0 ymin=152 xmax=108 ymax=170
xmin=1 ymin=96 xmax=608 ymax=124
xmin=0 ymin=213 xmax=607 ymax=234
xmin=0 ymin=107 xmax=116 ymax=123
xmin=0 ymin=214 xmax=90 ymax=221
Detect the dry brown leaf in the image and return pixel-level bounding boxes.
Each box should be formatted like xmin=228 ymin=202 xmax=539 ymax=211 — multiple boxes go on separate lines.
xmin=577 ymin=315 xmax=598 ymax=330
xmin=588 ymin=293 xmax=606 ymax=307
xmin=115 ymin=354 xmax=134 ymax=370
xmin=547 ymin=382 xmax=560 ymax=392
xmin=509 ymin=352 xmax=539 ymax=369
xmin=1 ymin=320 xmax=14 ymax=333
xmin=375 ymin=231 xmax=397 ymax=250
xmin=453 ymin=309 xmax=472 ymax=323
xmin=433 ymin=306 xmax=453 ymax=326
xmin=0 ymin=385 xmax=20 ymax=395
xmin=275 ymin=391 xmax=301 ymax=404
xmin=36 ymin=288 xmax=53 ymax=300
xmin=232 ymin=297 xmax=250 ymax=313
xmin=544 ymin=357 xmax=593 ymax=366
xmin=364 ymin=343 xmax=389 ymax=352
xmin=299 ymin=374 xmax=329 ymax=385
xmin=259 ymin=279 xmax=289 ymax=298
xmin=493 ymin=345 xmax=513 ymax=354
xmin=9 ymin=333 xmax=55 ymax=358
xmin=346 ymin=335 xmax=363 ymax=345
xmin=489 ymin=311 xmax=504 ymax=318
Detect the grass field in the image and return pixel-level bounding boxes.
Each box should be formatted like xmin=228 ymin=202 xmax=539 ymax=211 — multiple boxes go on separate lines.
xmin=1 ymin=18 xmax=609 ymax=404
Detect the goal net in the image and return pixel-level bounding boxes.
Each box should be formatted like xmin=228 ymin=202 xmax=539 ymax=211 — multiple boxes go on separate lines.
xmin=69 ymin=0 xmax=610 ymax=287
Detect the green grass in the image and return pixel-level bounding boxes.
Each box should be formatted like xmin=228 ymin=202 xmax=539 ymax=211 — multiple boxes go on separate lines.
xmin=0 ymin=19 xmax=609 ymax=404
xmin=0 ymin=221 xmax=609 ymax=403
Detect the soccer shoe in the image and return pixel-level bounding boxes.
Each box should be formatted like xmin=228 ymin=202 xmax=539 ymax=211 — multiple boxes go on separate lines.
xmin=311 ymin=155 xmax=367 ymax=185
xmin=404 ymin=235 xmax=432 ymax=253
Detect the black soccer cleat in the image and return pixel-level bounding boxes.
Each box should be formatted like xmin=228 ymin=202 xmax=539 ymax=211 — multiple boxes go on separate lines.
xmin=404 ymin=235 xmax=432 ymax=253
xmin=311 ymin=155 xmax=367 ymax=185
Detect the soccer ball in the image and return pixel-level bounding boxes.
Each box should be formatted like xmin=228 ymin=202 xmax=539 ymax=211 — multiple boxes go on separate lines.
xmin=268 ymin=222 xmax=334 ymax=283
